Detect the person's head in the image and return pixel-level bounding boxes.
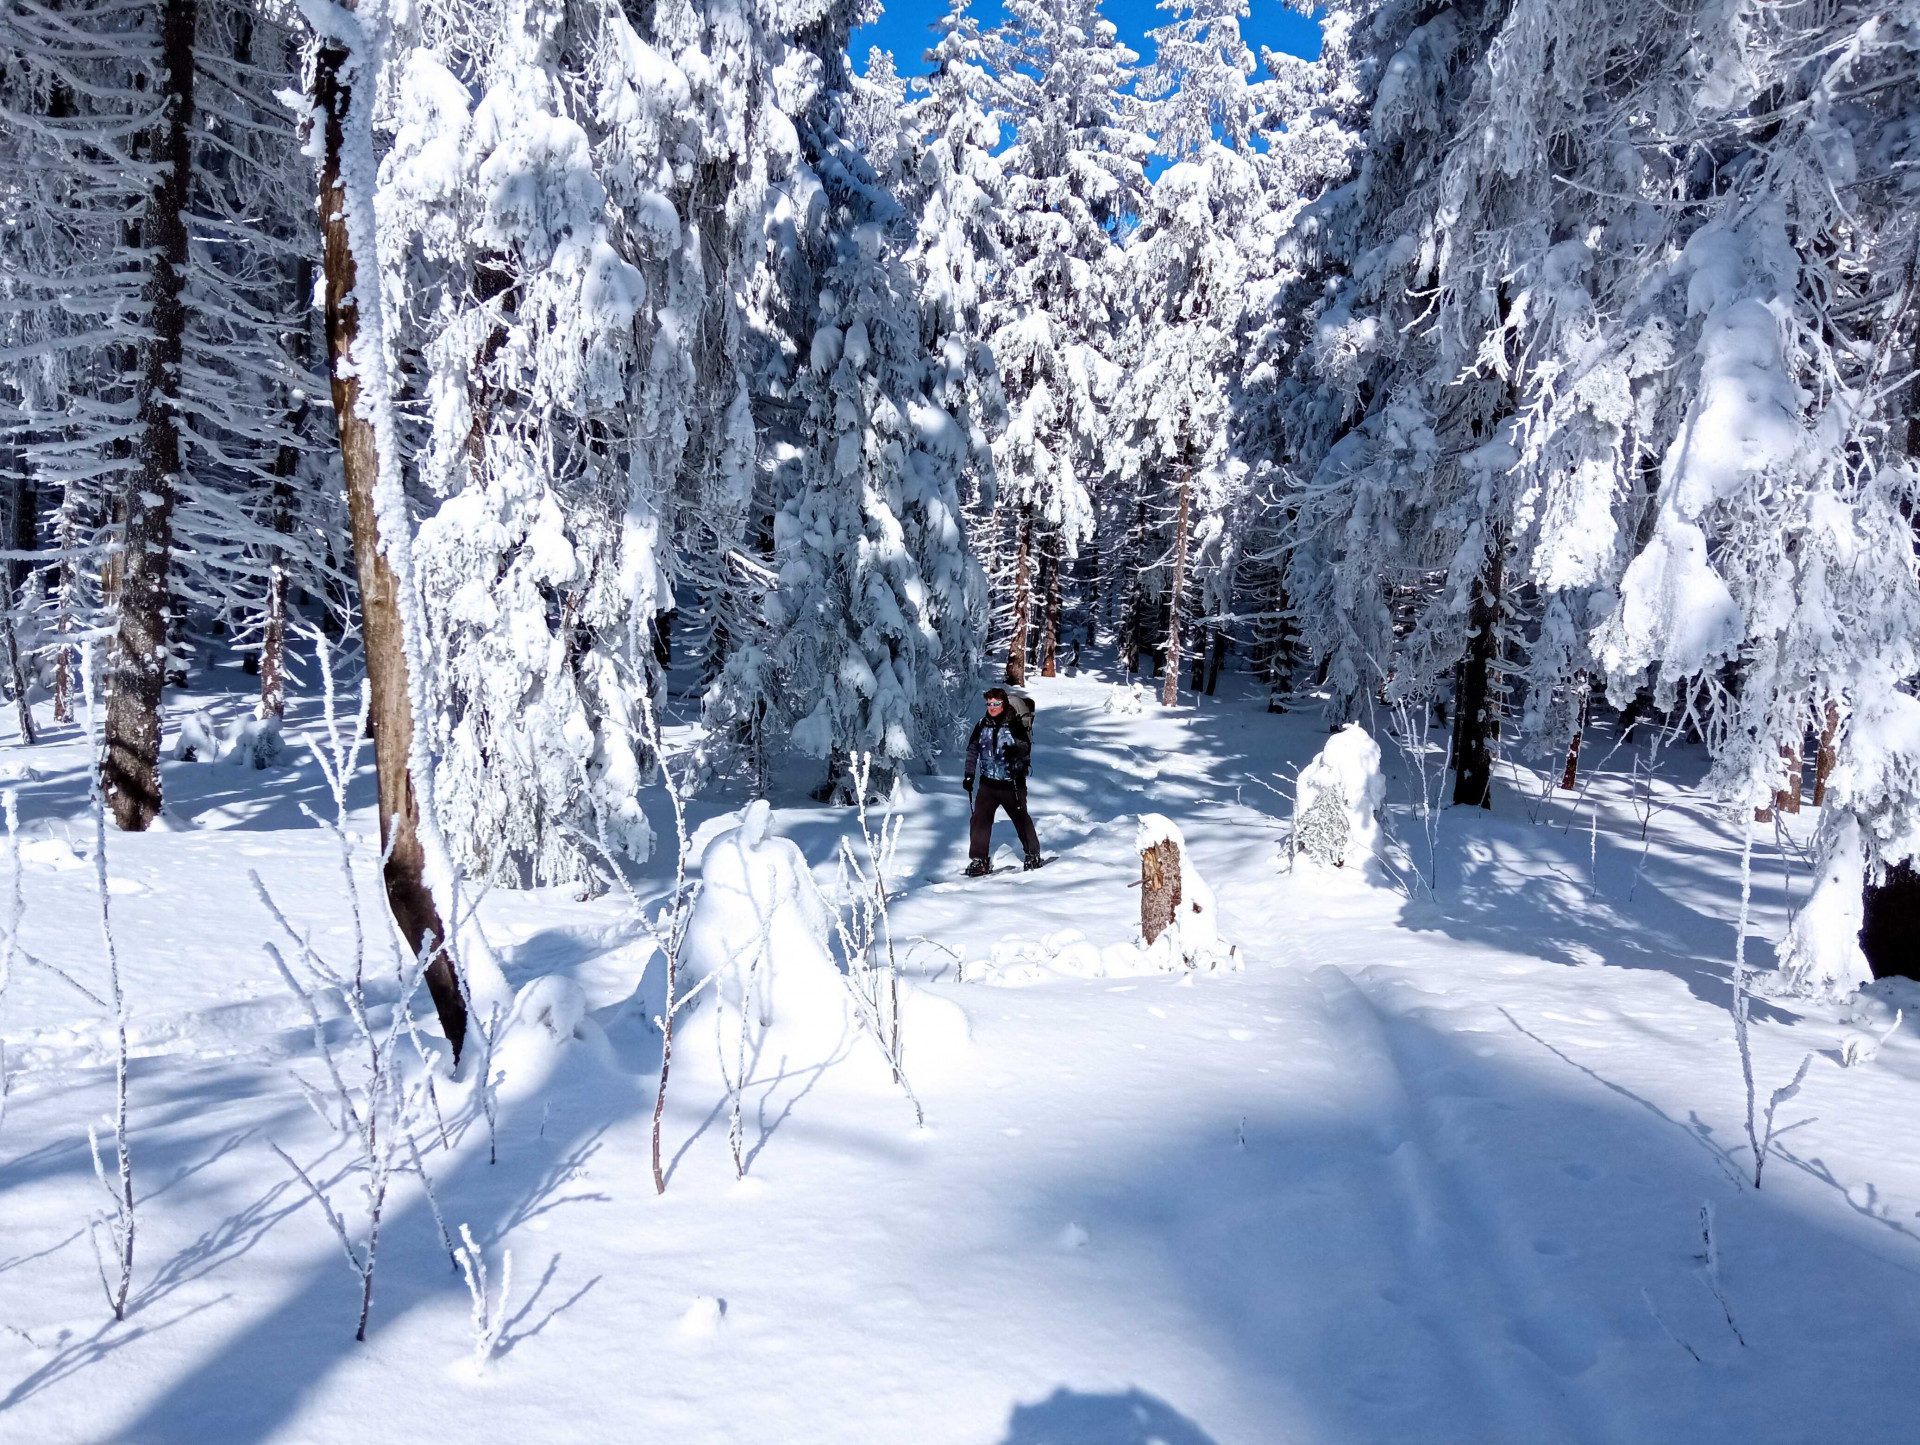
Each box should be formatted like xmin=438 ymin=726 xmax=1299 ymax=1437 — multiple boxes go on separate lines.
xmin=984 ymin=687 xmax=1008 ymax=718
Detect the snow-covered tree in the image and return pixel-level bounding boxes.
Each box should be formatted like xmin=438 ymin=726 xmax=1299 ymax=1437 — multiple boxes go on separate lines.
xmin=1139 ymin=0 xmax=1262 ymax=158
xmin=984 ymin=0 xmax=1148 ymax=682
xmin=741 ymin=5 xmax=987 ymax=791
xmin=1121 ymin=144 xmax=1260 ymax=704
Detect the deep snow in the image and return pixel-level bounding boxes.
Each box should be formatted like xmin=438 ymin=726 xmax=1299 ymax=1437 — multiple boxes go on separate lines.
xmin=2 ymin=660 xmax=1918 ymax=1444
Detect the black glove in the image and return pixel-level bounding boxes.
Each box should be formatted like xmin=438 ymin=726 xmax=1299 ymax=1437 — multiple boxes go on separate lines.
xmin=963 ymin=773 xmax=975 ymax=795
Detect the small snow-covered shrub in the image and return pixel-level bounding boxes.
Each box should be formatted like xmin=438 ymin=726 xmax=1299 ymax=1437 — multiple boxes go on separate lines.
xmin=166 ymin=712 xmax=285 ymax=769
xmin=1776 ymin=813 xmax=1871 ymax=996
xmin=220 ymin=715 xmax=285 ymax=770
xmin=1291 ymin=725 xmax=1385 ymax=878
xmin=1105 ymin=681 xmax=1148 ymax=715
xmin=1294 ymin=782 xmax=1350 ymax=869
xmin=489 ymin=975 xmax=613 ymax=1103
xmin=168 ymin=711 xmax=221 ymax=762
xmin=681 ymin=799 xmax=848 ymax=1053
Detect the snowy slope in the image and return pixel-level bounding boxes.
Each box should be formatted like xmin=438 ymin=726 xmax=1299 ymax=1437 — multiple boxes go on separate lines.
xmin=2 ymin=663 xmax=1918 ymax=1444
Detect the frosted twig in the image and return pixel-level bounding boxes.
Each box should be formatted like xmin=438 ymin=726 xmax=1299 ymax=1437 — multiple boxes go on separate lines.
xmin=454 ymin=1223 xmax=512 ymax=1373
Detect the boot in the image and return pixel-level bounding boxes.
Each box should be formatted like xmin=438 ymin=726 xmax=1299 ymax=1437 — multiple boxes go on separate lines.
xmin=1023 ymin=853 xmax=1045 ymax=871
xmin=965 ymin=858 xmax=991 ymax=878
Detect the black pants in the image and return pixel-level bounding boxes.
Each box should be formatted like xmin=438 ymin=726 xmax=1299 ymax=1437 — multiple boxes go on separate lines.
xmin=969 ymin=779 xmax=1039 ymax=861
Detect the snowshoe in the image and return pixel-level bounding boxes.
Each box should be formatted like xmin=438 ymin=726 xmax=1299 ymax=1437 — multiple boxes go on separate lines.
xmin=965 ymin=859 xmax=992 ymax=878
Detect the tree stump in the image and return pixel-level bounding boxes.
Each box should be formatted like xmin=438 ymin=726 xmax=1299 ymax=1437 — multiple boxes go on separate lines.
xmin=1141 ymin=838 xmax=1182 ymax=946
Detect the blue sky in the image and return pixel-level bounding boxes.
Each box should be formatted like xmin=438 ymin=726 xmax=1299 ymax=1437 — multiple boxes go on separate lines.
xmin=853 ymin=0 xmax=1323 ymax=78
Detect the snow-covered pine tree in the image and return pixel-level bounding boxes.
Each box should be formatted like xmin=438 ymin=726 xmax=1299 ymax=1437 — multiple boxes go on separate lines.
xmin=369 ymin=0 xmax=712 ymax=888
xmin=1139 ymin=0 xmax=1262 ymax=158
xmin=984 ymin=0 xmax=1147 ymax=682
xmin=739 ymin=0 xmax=987 ymax=793
xmin=1121 ymin=144 xmax=1260 ymax=705
xmin=896 ymin=0 xmax=1007 ymax=603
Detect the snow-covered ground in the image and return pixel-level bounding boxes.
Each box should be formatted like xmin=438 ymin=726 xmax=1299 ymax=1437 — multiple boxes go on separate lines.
xmin=2 ymin=663 xmax=1918 ymax=1444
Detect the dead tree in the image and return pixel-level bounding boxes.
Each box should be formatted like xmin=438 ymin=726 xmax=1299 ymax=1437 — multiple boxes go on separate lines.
xmin=314 ymin=33 xmax=465 ymax=1057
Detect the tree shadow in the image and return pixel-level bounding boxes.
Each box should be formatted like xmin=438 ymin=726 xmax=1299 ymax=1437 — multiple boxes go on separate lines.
xmin=1006 ymin=976 xmax=1920 ymax=1444
xmin=996 ymin=1387 xmax=1219 ymax=1445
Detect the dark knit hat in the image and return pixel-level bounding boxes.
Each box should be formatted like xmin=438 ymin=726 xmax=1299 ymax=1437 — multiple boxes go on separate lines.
xmin=983 ymin=686 xmax=1009 ymax=703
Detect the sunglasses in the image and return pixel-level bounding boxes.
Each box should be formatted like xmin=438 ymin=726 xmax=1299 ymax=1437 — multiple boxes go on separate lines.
xmin=986 ymin=699 xmax=1004 ymax=708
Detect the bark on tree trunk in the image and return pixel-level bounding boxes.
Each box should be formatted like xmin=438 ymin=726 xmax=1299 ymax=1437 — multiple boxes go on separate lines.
xmin=1775 ymin=740 xmax=1802 ymax=816
xmin=1451 ymin=542 xmax=1502 ymax=808
xmin=101 ymin=0 xmax=196 ymax=831
xmin=1813 ymin=701 xmax=1839 ymax=807
xmin=1005 ymin=502 xmax=1032 ymax=685
xmin=1161 ymin=469 xmax=1191 ymax=708
xmin=1559 ymin=674 xmax=1588 ymax=790
xmin=316 ymin=36 xmax=465 ymax=1058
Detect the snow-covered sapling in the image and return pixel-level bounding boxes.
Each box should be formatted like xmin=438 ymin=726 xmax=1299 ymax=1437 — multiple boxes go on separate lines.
xmin=257 ymin=641 xmax=459 ymax=1337
xmin=79 ymin=647 xmax=134 ymax=1322
xmin=829 ymin=754 xmax=924 ymax=1125
xmin=1291 ymin=724 xmax=1386 ymax=879
xmin=454 ymin=1223 xmax=512 ymax=1374
xmin=1729 ymin=818 xmax=1815 ymax=1189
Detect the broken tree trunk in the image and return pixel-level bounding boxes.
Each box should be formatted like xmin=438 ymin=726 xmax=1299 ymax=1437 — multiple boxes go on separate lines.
xmin=315 ymin=33 xmax=466 ymax=1058
xmin=1141 ymin=837 xmax=1182 ymax=947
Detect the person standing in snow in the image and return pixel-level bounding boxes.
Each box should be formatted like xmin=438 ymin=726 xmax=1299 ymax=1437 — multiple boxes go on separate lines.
xmin=964 ymin=687 xmax=1042 ymax=875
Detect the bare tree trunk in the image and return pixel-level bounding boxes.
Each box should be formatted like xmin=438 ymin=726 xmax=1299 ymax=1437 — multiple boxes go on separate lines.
xmin=1039 ymin=529 xmax=1062 ymax=678
xmin=1204 ymin=627 xmax=1226 ymax=696
xmin=1559 ymin=674 xmax=1588 ymax=790
xmin=3 ymin=465 xmax=37 ymax=744
xmin=1451 ymin=542 xmax=1502 ymax=808
xmin=101 ymin=0 xmax=196 ymax=831
xmin=315 ymin=36 xmax=466 ymax=1058
xmin=51 ymin=498 xmax=75 ymax=724
xmin=1005 ymin=502 xmax=1032 ymax=685
xmin=1813 ymin=701 xmax=1839 ymax=806
xmin=1161 ymin=469 xmax=1191 ymax=708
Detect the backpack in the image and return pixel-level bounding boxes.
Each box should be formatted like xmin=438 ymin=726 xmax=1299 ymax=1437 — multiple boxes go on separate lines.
xmin=1003 ymin=686 xmax=1037 ymax=733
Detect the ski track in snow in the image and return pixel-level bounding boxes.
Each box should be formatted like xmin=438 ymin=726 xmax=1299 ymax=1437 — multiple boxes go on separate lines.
xmin=2 ymin=662 xmax=1919 ymax=1443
